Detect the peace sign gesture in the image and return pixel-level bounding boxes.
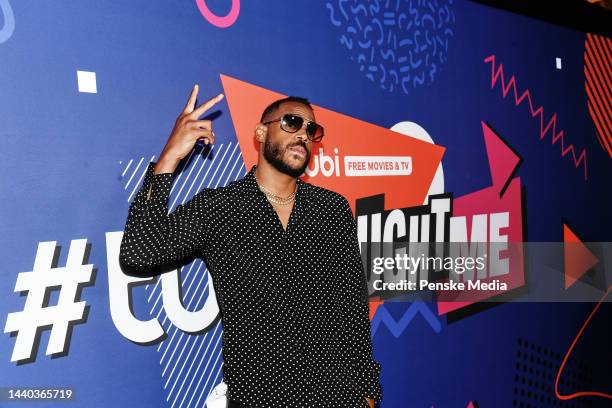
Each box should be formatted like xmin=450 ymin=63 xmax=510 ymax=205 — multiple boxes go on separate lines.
xmin=155 ymin=84 xmax=224 ymax=175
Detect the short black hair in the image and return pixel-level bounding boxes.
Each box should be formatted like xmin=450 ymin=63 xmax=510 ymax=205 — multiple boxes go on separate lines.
xmin=260 ymin=96 xmax=313 ymax=123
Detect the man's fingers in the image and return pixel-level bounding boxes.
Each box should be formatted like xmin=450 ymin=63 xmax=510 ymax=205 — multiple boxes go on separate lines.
xmin=182 ymin=84 xmax=199 ymax=114
xmin=189 ymin=120 xmax=212 ymax=130
xmin=191 ymin=93 xmax=224 ymax=118
xmin=193 ymin=129 xmax=215 ymax=139
xmin=195 ymin=129 xmax=215 ymax=144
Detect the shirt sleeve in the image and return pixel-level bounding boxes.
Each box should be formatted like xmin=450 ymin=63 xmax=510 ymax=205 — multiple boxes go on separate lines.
xmin=336 ymin=196 xmax=383 ymax=403
xmin=119 ymin=161 xmax=211 ymax=277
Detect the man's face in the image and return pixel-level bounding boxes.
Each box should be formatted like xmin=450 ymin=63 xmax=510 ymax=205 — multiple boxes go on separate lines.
xmin=261 ymin=101 xmax=315 ymax=178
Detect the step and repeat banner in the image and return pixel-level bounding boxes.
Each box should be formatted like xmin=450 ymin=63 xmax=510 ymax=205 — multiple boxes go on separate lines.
xmin=1 ymin=1 xmax=611 ymax=407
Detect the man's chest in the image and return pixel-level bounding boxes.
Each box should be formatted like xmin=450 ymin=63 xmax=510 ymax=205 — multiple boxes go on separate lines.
xmin=201 ymin=193 xmax=350 ymax=334
xmin=204 ymin=195 xmax=340 ymax=283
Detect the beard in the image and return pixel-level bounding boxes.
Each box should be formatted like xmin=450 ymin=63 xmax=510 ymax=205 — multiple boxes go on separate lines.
xmin=263 ymin=137 xmax=310 ymax=178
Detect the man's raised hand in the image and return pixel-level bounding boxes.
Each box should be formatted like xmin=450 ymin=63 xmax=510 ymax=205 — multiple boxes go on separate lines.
xmin=155 ymin=84 xmax=224 ymax=175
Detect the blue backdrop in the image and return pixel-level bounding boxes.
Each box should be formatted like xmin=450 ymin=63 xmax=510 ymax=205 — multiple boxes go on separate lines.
xmin=1 ymin=1 xmax=610 ymax=407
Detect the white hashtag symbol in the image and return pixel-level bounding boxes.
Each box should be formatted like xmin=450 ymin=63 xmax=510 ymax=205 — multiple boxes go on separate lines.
xmin=4 ymin=239 xmax=95 ymax=362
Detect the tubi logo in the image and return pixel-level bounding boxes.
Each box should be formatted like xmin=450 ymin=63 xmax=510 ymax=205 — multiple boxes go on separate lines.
xmin=305 ymin=147 xmax=341 ymax=177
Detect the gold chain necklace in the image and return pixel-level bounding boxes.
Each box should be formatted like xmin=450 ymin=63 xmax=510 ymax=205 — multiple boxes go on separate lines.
xmin=254 ymin=173 xmax=297 ymax=205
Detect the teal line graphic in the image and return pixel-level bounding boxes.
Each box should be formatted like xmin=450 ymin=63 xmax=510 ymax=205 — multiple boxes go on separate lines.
xmin=0 ymin=0 xmax=15 ymax=44
xmin=371 ymin=300 xmax=442 ymax=337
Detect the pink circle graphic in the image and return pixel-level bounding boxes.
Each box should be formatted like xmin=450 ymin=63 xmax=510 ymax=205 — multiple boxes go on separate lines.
xmin=195 ymin=0 xmax=240 ymax=28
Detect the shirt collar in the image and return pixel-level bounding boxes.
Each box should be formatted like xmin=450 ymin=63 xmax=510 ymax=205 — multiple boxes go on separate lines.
xmin=241 ymin=164 xmax=311 ymax=206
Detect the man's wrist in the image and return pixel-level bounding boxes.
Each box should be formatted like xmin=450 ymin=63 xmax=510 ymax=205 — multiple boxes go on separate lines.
xmin=154 ymin=155 xmax=179 ymax=175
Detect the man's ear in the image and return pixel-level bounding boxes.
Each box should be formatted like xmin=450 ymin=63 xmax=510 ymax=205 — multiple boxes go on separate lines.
xmin=255 ymin=123 xmax=267 ymax=142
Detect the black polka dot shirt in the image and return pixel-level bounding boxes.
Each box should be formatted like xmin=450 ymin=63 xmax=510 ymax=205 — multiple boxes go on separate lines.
xmin=119 ymin=161 xmax=383 ymax=408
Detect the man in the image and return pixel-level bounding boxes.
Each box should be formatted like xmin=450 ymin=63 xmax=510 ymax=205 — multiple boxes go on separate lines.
xmin=119 ymin=84 xmax=382 ymax=407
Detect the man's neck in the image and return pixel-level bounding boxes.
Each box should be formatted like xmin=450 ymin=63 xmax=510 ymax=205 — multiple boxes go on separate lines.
xmin=254 ymin=161 xmax=298 ymax=197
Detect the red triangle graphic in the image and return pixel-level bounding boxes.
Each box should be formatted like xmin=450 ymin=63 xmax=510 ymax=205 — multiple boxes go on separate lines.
xmin=563 ymin=224 xmax=599 ymax=289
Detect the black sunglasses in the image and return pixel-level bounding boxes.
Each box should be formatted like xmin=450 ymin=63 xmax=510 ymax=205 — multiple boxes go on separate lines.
xmin=262 ymin=113 xmax=324 ymax=142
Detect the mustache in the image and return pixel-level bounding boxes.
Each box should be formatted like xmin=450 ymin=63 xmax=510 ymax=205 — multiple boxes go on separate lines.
xmin=287 ymin=142 xmax=307 ymax=150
